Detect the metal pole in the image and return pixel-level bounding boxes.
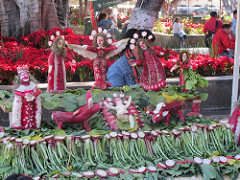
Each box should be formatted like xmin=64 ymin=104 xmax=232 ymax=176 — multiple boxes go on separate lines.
xmin=231 ymin=0 xmax=240 ymax=114
xmin=187 ymin=0 xmax=189 ymax=14
xmin=220 ymin=0 xmax=221 ymax=15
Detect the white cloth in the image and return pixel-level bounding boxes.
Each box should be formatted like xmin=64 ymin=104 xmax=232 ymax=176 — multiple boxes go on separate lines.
xmin=173 ymin=22 xmax=185 ymax=35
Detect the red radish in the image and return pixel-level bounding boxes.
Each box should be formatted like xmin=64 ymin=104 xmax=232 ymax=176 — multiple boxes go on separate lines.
xmin=130 ymin=133 xmax=138 ymax=139
xmin=138 ymin=167 xmax=147 ymax=173
xmin=81 ymin=135 xmax=91 ymax=140
xmin=0 ymin=132 xmax=5 ymax=138
xmin=155 ymin=130 xmax=161 ymax=134
xmin=32 ymin=177 xmax=41 ymax=180
xmin=23 ymin=139 xmax=30 ymax=145
xmin=71 ymin=173 xmax=83 ymax=178
xmin=226 ymin=156 xmax=234 ymax=159
xmin=30 ymin=141 xmax=37 ymax=146
xmin=194 ymin=157 xmax=203 ymax=164
xmin=138 ymin=131 xmax=145 ymax=138
xmin=176 ymin=161 xmax=186 ymax=164
xmin=62 ymin=172 xmax=72 ymax=176
xmin=10 ymin=137 xmax=16 ymax=141
xmin=92 ymin=135 xmax=101 ymax=139
xmin=120 ymin=169 xmax=126 ymax=174
xmin=212 ymin=124 xmax=217 ymax=128
xmin=178 ymin=127 xmax=185 ymax=132
xmin=15 ymin=138 xmax=22 ymax=143
xmin=150 ymin=130 xmax=158 ymax=136
xmin=44 ymin=135 xmax=53 ymax=141
xmin=172 ymin=129 xmax=180 ymax=136
xmin=96 ymin=169 xmax=107 ymax=178
xmin=104 ymin=134 xmax=111 ymax=139
xmin=109 ymin=132 xmax=118 ymax=138
xmin=82 ymin=171 xmax=95 ymax=178
xmin=219 ymin=156 xmax=228 ymax=164
xmin=202 ymin=159 xmax=211 ymax=164
xmin=234 ymin=155 xmax=240 ymax=160
xmin=224 ymin=123 xmax=231 ymax=129
xmin=161 ymin=130 xmax=169 ymax=135
xmin=107 ymin=168 xmax=119 ymax=176
xmin=191 ymin=125 xmax=198 ymax=132
xmin=186 ymin=159 xmax=192 ymax=163
xmin=208 ymin=125 xmax=214 ymax=131
xmin=157 ymin=162 xmax=167 ymax=169
xmin=212 ymin=156 xmax=220 ymax=163
xmin=122 ymin=131 xmax=130 ymax=136
xmin=54 ymin=136 xmax=66 ymax=140
xmin=129 ymin=169 xmax=138 ymax=174
xmin=165 ymin=160 xmax=175 ymax=168
xmin=52 ymin=174 xmax=60 ymax=178
xmin=216 ymin=123 xmax=222 ymax=127
xmin=148 ymin=166 xmax=157 ymax=172
xmin=144 ymin=131 xmax=151 ymax=135
xmin=185 ymin=126 xmax=190 ymax=131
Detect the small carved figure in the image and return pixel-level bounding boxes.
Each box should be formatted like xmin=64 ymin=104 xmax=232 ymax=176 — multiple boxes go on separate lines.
xmin=12 ymin=65 xmax=41 ymax=129
xmin=68 ymin=27 xmax=129 ymax=90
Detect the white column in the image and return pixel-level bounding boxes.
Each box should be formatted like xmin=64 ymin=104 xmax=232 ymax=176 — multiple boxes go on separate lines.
xmin=231 ymin=0 xmax=240 ymax=114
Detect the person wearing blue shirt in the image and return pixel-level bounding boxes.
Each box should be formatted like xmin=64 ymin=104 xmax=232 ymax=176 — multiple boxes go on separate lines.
xmin=231 ymin=10 xmax=237 ymax=37
xmin=107 ymin=29 xmax=156 ymax=87
xmin=98 ymin=13 xmax=113 ymax=30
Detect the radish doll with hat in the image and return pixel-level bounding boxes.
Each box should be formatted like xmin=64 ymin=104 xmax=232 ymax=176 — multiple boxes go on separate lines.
xmin=11 ymin=65 xmax=41 ymax=129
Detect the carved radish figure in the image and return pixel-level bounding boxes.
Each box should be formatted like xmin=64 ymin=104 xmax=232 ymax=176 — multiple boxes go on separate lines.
xmin=52 ymin=90 xmax=102 ymax=131
xmin=147 ymin=101 xmax=188 ymax=125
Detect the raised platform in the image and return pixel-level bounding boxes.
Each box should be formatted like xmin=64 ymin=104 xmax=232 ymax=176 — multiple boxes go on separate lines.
xmin=0 ymin=75 xmax=237 ymax=127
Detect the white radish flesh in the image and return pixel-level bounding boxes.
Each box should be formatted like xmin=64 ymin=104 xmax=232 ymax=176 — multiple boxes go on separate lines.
xmin=109 ymin=132 xmax=118 ymax=138
xmin=108 ymin=167 xmax=119 ymax=176
xmin=194 ymin=157 xmax=203 ymax=164
xmin=138 ymin=167 xmax=147 ymax=173
xmin=129 ymin=169 xmax=138 ymax=173
xmin=130 ymin=133 xmax=138 ymax=139
xmin=202 ymin=159 xmax=211 ymax=164
xmin=82 ymin=171 xmax=95 ymax=178
xmin=96 ymin=169 xmax=107 ymax=178
xmin=148 ymin=166 xmax=157 ymax=172
xmin=165 ymin=160 xmax=175 ymax=168
xmin=157 ymin=162 xmax=166 ymax=169
xmin=212 ymin=156 xmax=220 ymax=163
xmin=138 ymin=131 xmax=145 ymax=138
xmin=219 ymin=156 xmax=228 ymax=164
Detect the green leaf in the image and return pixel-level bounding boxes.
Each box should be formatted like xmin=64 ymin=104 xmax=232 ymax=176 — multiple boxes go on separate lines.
xmin=0 ymin=165 xmax=11 ymax=173
xmin=200 ymin=164 xmax=217 ymax=180
xmin=42 ymin=94 xmax=59 ymax=109
xmin=198 ymin=93 xmax=208 ymax=101
xmin=147 ymin=91 xmax=166 ymax=106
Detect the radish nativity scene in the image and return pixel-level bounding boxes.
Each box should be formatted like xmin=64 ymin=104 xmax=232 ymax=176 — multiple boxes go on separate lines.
xmin=0 ymin=0 xmax=240 ymax=179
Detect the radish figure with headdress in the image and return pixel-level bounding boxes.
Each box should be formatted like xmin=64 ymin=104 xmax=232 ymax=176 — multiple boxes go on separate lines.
xmin=47 ymin=31 xmax=69 ymax=94
xmin=68 ymin=27 xmax=129 ymax=90
xmin=129 ymin=31 xmax=166 ymax=91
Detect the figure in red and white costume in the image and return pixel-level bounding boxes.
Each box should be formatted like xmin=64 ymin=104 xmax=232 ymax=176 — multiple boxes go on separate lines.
xmin=47 ymin=35 xmax=67 ymax=94
xmin=129 ymin=32 xmax=166 ymax=91
xmin=68 ymin=27 xmax=129 ymax=90
xmin=228 ymin=100 xmax=240 ymax=145
xmin=12 ymin=65 xmax=42 ymax=129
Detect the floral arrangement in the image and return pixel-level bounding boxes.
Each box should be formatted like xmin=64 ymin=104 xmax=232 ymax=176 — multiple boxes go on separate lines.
xmin=0 ymin=29 xmax=234 ymax=85
xmin=153 ymin=18 xmax=204 ymax=34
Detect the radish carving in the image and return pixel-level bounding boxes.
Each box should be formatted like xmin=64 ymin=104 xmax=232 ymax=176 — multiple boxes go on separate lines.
xmin=52 ymin=90 xmax=102 ymax=131
xmin=148 ymin=101 xmax=188 ymax=125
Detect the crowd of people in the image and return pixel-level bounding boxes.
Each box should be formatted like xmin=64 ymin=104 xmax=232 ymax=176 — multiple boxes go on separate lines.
xmin=203 ymin=10 xmax=236 ymax=58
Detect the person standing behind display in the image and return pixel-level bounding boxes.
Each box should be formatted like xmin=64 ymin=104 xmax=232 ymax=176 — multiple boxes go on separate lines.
xmin=203 ymin=11 xmax=224 ymax=48
xmin=231 ymin=10 xmax=237 ymax=37
xmin=107 ymin=29 xmax=156 ymax=87
xmin=98 ymin=13 xmax=113 ymax=30
xmin=172 ymin=17 xmax=187 ymax=47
